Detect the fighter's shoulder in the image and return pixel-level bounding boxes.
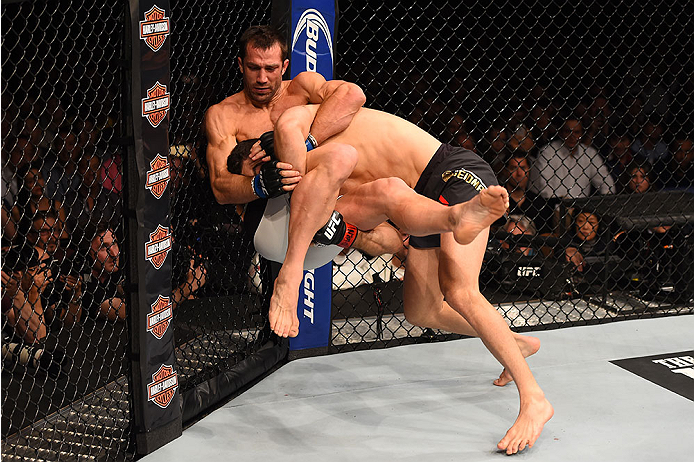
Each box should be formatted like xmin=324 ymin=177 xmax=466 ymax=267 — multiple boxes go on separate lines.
xmin=204 ymin=94 xmax=246 ymax=138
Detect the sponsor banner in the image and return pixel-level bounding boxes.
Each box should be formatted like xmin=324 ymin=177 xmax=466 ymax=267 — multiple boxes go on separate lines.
xmin=145 ymin=153 xmax=170 ymax=199
xmin=147 ymin=364 xmax=179 ymax=409
xmin=144 ymin=224 xmax=172 ymax=270
xmin=140 ymin=5 xmax=170 ymax=52
xmin=147 ymin=295 xmax=173 ymax=340
xmin=611 ymin=350 xmax=694 ymax=401
xmin=142 ymin=81 xmax=171 ymax=128
xmin=287 ymin=0 xmax=337 ymax=352
xmin=290 ymin=1 xmax=335 ymax=79
xmin=289 ymin=263 xmax=332 ymax=350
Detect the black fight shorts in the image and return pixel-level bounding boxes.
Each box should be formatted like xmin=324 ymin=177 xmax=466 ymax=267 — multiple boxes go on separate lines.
xmin=409 ymin=144 xmax=498 ymax=249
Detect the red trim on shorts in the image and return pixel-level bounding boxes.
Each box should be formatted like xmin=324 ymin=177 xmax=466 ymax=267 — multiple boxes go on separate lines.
xmin=438 ymin=195 xmax=449 ymax=205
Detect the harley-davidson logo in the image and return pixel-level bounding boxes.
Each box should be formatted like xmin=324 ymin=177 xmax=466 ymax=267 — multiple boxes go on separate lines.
xmin=147 ymin=364 xmax=178 ymax=409
xmin=140 ymin=5 xmax=170 ymax=52
xmin=145 ymin=225 xmax=171 ymax=269
xmin=145 ymin=154 xmax=170 ymax=199
xmin=142 ymin=81 xmax=170 ymax=128
xmin=147 ymin=295 xmax=173 ymax=340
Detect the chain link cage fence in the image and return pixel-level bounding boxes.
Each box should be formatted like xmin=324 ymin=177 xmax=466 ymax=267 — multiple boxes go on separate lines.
xmin=330 ymin=0 xmax=694 ymax=352
xmin=2 ymin=0 xmax=694 ymax=460
xmin=1 ymin=0 xmax=132 ymax=459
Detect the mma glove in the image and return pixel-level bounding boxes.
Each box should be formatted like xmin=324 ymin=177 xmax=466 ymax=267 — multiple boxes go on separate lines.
xmin=259 ymin=131 xmax=276 ymax=159
xmin=259 ymin=130 xmax=318 ymax=157
xmin=314 ymin=210 xmax=359 ymax=248
xmin=252 ymin=160 xmax=285 ymax=199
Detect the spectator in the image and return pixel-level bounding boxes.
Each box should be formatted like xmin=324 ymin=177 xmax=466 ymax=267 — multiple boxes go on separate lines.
xmin=604 ymin=126 xmax=635 ymax=181
xmin=41 ymin=125 xmax=83 ymax=203
xmin=621 ymin=158 xmax=656 ymax=194
xmin=63 ymin=155 xmax=121 ymax=234
xmin=531 ymin=113 xmax=616 ymax=199
xmin=31 ymin=211 xmax=82 ymax=327
xmin=2 ymin=134 xmax=41 ymax=216
xmin=81 ymin=222 xmax=207 ymax=321
xmin=446 ymin=114 xmax=476 ymax=151
xmin=631 ymin=115 xmax=669 ymax=165
xmin=562 ymin=210 xmax=609 ymax=282
xmin=654 ymin=134 xmax=694 ymax=191
xmin=527 ymin=98 xmax=557 ymax=150
xmin=11 ymin=163 xmax=68 ymax=244
xmin=481 ymin=120 xmax=510 ymax=174
xmin=500 ymin=214 xmax=538 ymax=257
xmin=2 ymin=243 xmax=46 ymax=344
xmin=497 ymin=152 xmax=555 ymax=234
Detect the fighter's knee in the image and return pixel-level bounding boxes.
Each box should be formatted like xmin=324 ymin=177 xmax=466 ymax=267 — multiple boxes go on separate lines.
xmin=440 ymin=284 xmax=476 ymax=311
xmin=372 ymin=177 xmax=408 ymax=195
xmin=275 ymin=108 xmax=306 ymax=136
xmin=403 ymin=305 xmax=432 ymax=328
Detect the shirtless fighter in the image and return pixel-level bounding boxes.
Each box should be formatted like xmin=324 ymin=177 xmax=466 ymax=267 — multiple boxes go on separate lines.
xmin=204 ymin=25 xmax=404 ymax=256
xmin=256 ymin=104 xmax=553 ymax=455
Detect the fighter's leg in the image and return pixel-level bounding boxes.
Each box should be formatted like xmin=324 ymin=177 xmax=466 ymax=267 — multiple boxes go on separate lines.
xmin=402 ymin=245 xmax=540 ymax=385
xmin=269 ymin=142 xmax=358 ymax=338
xmin=335 ymin=177 xmax=509 ymax=245
xmin=437 ymin=230 xmax=553 ymax=455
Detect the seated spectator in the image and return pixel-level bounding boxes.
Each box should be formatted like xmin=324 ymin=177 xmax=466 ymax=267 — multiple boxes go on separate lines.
xmin=531 ymin=112 xmax=616 ymax=199
xmin=654 ymin=134 xmax=694 ymax=191
xmin=2 ymin=243 xmax=46 ymax=344
xmin=63 ymin=155 xmax=121 ymax=233
xmin=631 ymin=115 xmax=669 ymax=165
xmin=81 ymin=222 xmax=207 ymax=322
xmin=11 ymin=163 xmax=68 ymax=244
xmin=446 ymin=114 xmax=476 ymax=151
xmin=41 ymin=125 xmax=83 ymax=203
xmin=562 ymin=210 xmax=610 ymax=284
xmin=481 ymin=120 xmax=510 ymax=174
xmin=500 ymin=214 xmax=538 ymax=257
xmin=497 ymin=152 xmax=555 ymax=235
xmin=604 ymin=126 xmax=634 ymax=181
xmin=527 ymin=98 xmax=557 ymax=149
xmin=620 ymin=158 xmax=656 ymax=194
xmin=30 ymin=211 xmax=82 ymax=327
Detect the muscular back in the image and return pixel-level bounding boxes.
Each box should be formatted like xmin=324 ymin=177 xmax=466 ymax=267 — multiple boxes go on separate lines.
xmin=322 ymin=108 xmax=442 ymax=193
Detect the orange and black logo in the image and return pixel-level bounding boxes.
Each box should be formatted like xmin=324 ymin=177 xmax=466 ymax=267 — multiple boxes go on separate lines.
xmin=142 ymin=81 xmax=170 ymax=128
xmin=145 ymin=225 xmax=171 ymax=269
xmin=147 ymin=364 xmax=178 ymax=409
xmin=140 ymin=5 xmax=170 ymax=52
xmin=147 ymin=295 xmax=172 ymax=340
xmin=145 ymin=154 xmax=170 ymax=199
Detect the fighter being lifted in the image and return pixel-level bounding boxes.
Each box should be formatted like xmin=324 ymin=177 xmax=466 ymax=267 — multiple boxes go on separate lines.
xmin=207 ymin=25 xmax=552 ymax=455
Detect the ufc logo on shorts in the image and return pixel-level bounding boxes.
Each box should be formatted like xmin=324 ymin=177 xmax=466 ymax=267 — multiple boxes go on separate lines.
xmin=324 ymin=213 xmax=340 ymax=239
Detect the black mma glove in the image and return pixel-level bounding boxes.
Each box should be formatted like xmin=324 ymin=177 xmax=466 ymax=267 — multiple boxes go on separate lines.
xmin=259 ymin=131 xmax=276 ymax=159
xmin=252 ymin=160 xmax=285 ymax=199
xmin=314 ymin=211 xmax=359 ymax=248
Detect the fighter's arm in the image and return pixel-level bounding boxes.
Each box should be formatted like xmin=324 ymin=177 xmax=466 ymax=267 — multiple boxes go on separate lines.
xmin=291 ymin=71 xmax=366 ymax=143
xmin=204 ymin=105 xmax=262 ymax=205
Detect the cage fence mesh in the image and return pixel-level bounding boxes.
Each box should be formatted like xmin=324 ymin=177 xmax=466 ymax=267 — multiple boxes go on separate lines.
xmin=1 ymin=0 xmax=694 ymax=460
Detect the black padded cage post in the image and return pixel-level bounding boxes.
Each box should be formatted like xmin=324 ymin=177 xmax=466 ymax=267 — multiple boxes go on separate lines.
xmin=126 ymin=0 xmax=182 ymax=456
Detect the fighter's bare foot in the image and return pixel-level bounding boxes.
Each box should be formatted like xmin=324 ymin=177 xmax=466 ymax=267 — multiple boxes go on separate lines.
xmin=494 ymin=335 xmax=541 ymax=387
xmin=497 ymin=394 xmax=554 ymax=455
xmin=451 ymin=185 xmax=509 ymax=245
xmin=269 ymin=277 xmax=302 ymax=338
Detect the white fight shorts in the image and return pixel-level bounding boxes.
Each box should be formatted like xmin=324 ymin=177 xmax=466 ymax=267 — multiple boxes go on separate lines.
xmin=254 ymin=196 xmax=342 ymax=270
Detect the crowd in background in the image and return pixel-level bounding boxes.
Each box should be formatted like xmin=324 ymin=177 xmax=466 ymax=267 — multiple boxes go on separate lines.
xmin=2 ymin=74 xmax=694 ymax=376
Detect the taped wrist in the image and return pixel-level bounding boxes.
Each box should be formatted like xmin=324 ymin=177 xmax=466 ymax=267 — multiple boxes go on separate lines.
xmin=305 ymin=133 xmax=318 ymax=152
xmin=313 ymin=211 xmax=359 ymax=248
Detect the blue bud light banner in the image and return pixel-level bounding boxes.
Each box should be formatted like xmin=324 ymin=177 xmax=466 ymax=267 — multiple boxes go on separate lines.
xmin=285 ymin=0 xmax=337 ymax=352
xmin=290 ymin=2 xmax=336 ymax=78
